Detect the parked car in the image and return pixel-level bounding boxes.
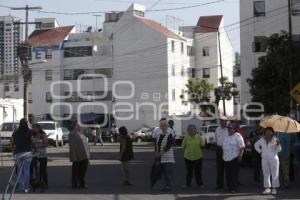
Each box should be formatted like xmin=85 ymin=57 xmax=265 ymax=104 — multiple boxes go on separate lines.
xmin=200 ymin=124 xmax=218 ymax=148
xmin=61 ymin=127 xmax=70 ymax=144
xmin=37 ymin=121 xmax=63 ymax=147
xmin=131 ymin=127 xmax=149 ymax=143
xmin=0 ymin=122 xmax=19 ymax=151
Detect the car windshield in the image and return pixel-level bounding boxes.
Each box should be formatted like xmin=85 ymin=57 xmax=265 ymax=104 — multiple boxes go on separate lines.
xmin=208 ymin=126 xmax=218 ymax=132
xmin=1 ymin=123 xmax=18 ymax=131
xmin=61 ymin=127 xmax=69 ymax=133
xmin=38 ymin=123 xmax=55 ymax=130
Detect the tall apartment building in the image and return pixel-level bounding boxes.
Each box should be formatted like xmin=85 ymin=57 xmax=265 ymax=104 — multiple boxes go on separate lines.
xmin=180 ymin=15 xmax=235 ymax=116
xmin=240 ymin=0 xmax=300 ymax=105
xmin=0 ymin=16 xmax=22 ymax=77
xmin=1 ymin=4 xmax=234 ymax=131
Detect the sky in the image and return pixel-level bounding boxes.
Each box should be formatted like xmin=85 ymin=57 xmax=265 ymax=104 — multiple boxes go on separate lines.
xmin=0 ymin=0 xmax=240 ymax=51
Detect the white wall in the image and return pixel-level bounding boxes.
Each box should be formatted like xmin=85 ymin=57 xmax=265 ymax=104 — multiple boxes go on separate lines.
xmin=0 ymin=98 xmax=23 ymax=125
xmin=240 ymin=0 xmax=300 ymax=105
xmin=194 ymin=21 xmax=234 ymax=116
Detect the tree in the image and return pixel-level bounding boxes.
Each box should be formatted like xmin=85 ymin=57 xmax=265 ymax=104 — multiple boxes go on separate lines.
xmin=180 ymin=79 xmax=214 ymax=111
xmin=215 ymin=76 xmax=239 ymax=106
xmin=247 ymin=32 xmax=300 ymax=115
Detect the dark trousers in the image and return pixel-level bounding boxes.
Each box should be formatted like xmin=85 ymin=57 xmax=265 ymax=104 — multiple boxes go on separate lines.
xmin=162 ymin=163 xmax=173 ymax=189
xmin=72 ymin=159 xmax=88 ymax=187
xmin=185 ymin=158 xmax=203 ymax=186
xmin=30 ymin=157 xmax=48 ymax=186
xmin=252 ymin=155 xmax=261 ymax=183
xmin=225 ymin=157 xmax=239 ymax=191
xmin=38 ymin=158 xmax=48 ymax=186
xmin=216 ymin=146 xmax=225 ymax=188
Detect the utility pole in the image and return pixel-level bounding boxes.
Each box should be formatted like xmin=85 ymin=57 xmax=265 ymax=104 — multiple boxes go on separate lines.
xmin=217 ymin=29 xmax=226 ymax=116
xmin=11 ymin=5 xmax=42 ymax=120
xmin=93 ymin=15 xmax=102 ymax=31
xmin=288 ymin=0 xmax=294 ymax=114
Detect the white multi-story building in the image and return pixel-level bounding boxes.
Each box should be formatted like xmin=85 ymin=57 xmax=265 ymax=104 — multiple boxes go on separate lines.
xmin=0 ymin=16 xmax=22 ymax=77
xmin=180 ymin=15 xmax=235 ymax=116
xmin=2 ymin=4 xmax=234 ymax=131
xmin=240 ymin=0 xmax=300 ymax=105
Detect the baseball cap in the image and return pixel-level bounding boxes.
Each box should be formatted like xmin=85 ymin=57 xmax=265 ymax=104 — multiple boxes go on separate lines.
xmin=227 ymin=122 xmax=238 ymax=129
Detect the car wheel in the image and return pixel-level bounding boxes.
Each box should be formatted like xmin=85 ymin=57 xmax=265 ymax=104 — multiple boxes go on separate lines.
xmin=55 ymin=135 xmax=59 ymax=148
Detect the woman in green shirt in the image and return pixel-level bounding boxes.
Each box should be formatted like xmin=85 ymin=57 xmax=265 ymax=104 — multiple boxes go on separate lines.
xmin=182 ymin=124 xmax=205 ymax=188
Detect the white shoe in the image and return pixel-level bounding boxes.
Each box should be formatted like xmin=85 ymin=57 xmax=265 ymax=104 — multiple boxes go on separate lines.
xmin=24 ymin=189 xmax=29 ymax=193
xmin=262 ymin=188 xmax=271 ymax=195
xmin=271 ymin=188 xmax=277 ymax=195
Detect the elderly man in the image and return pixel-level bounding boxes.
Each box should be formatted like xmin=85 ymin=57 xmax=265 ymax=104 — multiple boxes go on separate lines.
xmin=214 ymin=116 xmax=228 ymax=189
xmin=155 ymin=119 xmax=175 ymax=192
xmin=69 ymin=121 xmax=90 ymax=189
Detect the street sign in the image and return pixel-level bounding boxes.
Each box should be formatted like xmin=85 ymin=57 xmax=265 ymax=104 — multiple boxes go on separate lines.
xmin=290 ymin=82 xmax=300 ymax=104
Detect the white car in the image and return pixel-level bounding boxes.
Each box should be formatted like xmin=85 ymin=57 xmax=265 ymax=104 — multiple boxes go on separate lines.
xmin=0 ymin=122 xmax=19 ymax=151
xmin=200 ymin=124 xmax=218 ymax=148
xmin=37 ymin=121 xmax=63 ymax=147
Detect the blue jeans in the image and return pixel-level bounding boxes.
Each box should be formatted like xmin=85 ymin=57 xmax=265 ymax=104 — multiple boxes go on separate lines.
xmin=15 ymin=152 xmax=32 ymax=190
xmin=162 ymin=163 xmax=174 ymax=189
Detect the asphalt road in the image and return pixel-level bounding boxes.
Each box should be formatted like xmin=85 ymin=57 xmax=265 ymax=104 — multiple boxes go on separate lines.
xmin=0 ymin=143 xmax=300 ymax=200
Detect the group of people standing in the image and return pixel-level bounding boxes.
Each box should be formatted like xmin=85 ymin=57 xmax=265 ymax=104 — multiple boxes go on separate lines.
xmin=10 ymin=117 xmax=299 ymax=195
xmin=11 ymin=118 xmax=48 ymax=193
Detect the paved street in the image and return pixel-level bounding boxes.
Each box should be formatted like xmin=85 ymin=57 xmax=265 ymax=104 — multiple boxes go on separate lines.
xmin=1 ymin=144 xmax=299 ymax=200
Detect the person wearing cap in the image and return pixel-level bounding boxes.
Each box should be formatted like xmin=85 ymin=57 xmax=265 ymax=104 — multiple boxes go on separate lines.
xmin=69 ymin=121 xmax=90 ymax=189
xmin=119 ymin=126 xmax=134 ymax=186
xmin=254 ymin=127 xmax=281 ymax=195
xmin=214 ymin=116 xmax=228 ymax=189
xmin=222 ymin=122 xmax=245 ymax=193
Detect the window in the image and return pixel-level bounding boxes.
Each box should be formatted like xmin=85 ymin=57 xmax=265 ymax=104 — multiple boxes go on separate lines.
xmin=181 ymin=42 xmax=184 ymax=54
xmin=134 ymin=10 xmax=145 ymax=17
xmin=64 ymin=69 xmax=73 ymax=80
xmin=190 ymin=68 xmax=196 ymax=78
xmin=94 ymin=68 xmax=113 ymax=78
xmin=172 ymin=65 xmax=175 ymax=76
xmin=172 ymin=89 xmax=176 ymax=101
xmin=64 ymin=46 xmax=93 ymax=57
xmin=45 ymin=48 xmax=52 ymax=59
xmin=254 ymin=1 xmax=265 ymax=17
xmin=292 ymin=34 xmax=300 ymax=43
xmin=171 ymin=40 xmax=175 ymax=52
xmin=35 ymin=50 xmax=42 ymax=59
xmin=73 ymin=69 xmax=85 ymax=80
xmin=45 ymin=70 xmax=52 ymax=81
xmin=252 ymin=36 xmax=267 ymax=52
xmin=203 ymin=68 xmax=210 ymax=78
xmin=292 ymin=0 xmax=300 ymax=15
xmin=46 ymin=92 xmax=53 ymax=103
xmin=202 ymin=47 xmax=209 ymax=56
xmin=29 ymin=92 xmax=32 ymax=103
xmin=187 ymin=46 xmax=195 ymax=56
xmin=181 ymin=66 xmax=185 ymax=76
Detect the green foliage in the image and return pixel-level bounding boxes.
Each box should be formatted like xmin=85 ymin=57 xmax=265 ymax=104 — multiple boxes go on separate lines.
xmin=247 ymin=32 xmax=300 ymax=115
xmin=180 ymin=78 xmax=214 ymax=105
xmin=215 ymin=76 xmax=239 ymax=105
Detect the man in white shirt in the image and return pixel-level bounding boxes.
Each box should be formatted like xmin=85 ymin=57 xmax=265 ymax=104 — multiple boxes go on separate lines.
xmin=222 ymin=122 xmax=245 ymax=193
xmin=215 ymin=116 xmax=228 ymax=189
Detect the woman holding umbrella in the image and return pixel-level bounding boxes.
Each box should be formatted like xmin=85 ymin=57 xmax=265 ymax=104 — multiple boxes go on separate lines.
xmin=254 ymin=127 xmax=281 ymax=195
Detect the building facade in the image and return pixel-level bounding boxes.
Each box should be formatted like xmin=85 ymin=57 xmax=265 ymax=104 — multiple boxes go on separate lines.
xmin=240 ymin=0 xmax=300 ymax=105
xmin=0 ymin=16 xmax=22 ymax=77
xmin=1 ymin=4 xmax=235 ymax=131
xmin=180 ymin=15 xmax=235 ymax=116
